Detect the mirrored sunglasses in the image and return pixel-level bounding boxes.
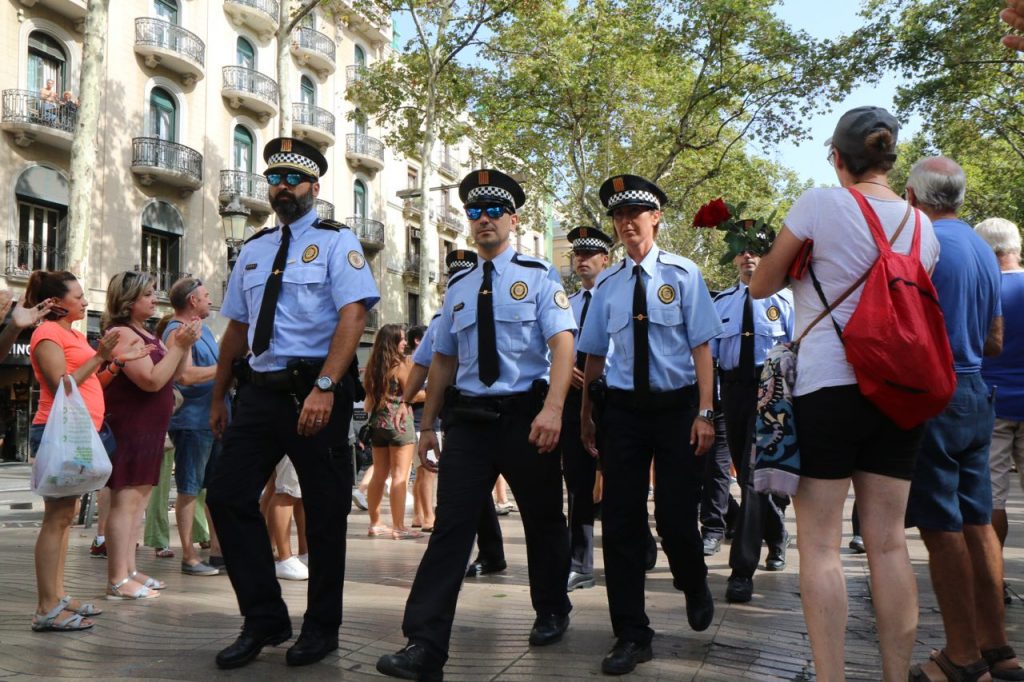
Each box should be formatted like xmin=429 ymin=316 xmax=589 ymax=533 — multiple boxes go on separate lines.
xmin=465 ymin=205 xmax=511 ymax=220
xmin=265 ymin=172 xmax=314 ymax=187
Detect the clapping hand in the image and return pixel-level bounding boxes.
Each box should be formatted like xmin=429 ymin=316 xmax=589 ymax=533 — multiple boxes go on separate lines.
xmin=10 ymin=296 xmax=57 ymax=329
xmin=1003 ymin=0 xmax=1024 ymax=51
xmin=96 ymin=329 xmax=121 ymax=361
xmin=174 ymin=319 xmax=202 ymax=348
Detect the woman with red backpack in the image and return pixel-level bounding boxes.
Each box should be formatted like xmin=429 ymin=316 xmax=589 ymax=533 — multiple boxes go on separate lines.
xmin=749 ymin=106 xmax=941 ymax=680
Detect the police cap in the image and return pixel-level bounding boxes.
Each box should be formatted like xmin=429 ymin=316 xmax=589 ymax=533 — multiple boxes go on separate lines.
xmin=445 ymin=249 xmax=477 ymax=272
xmin=458 ymin=169 xmax=526 ymax=212
xmin=263 ymin=137 xmax=328 ymax=179
xmin=599 ymin=174 xmax=669 ymax=216
xmin=566 ymin=226 xmax=613 ymax=254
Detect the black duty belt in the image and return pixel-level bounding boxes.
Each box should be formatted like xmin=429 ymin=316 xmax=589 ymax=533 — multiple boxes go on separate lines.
xmin=606 ymin=385 xmax=697 ymax=412
xmin=249 ymin=368 xmax=298 ymax=391
xmin=720 ymin=366 xmax=764 ymax=384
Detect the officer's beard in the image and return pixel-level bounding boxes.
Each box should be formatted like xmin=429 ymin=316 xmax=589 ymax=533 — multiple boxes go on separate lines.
xmin=272 ymin=190 xmax=315 ymax=224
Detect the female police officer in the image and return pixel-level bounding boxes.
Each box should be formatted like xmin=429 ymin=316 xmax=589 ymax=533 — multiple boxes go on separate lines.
xmin=578 ymin=175 xmax=724 ymax=675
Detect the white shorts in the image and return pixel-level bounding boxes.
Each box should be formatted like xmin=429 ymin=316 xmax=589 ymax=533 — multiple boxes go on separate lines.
xmin=274 ymin=457 xmax=302 ymax=498
xmin=989 ymin=418 xmax=1024 ymax=510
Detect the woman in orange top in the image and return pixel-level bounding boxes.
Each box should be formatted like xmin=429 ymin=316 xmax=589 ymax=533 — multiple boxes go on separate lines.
xmin=28 ymin=271 xmax=147 ymax=630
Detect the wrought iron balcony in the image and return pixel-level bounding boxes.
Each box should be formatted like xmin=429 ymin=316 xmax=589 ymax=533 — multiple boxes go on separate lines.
xmin=131 ymin=137 xmax=203 ymax=193
xmin=5 ymin=240 xmax=67 ymax=279
xmin=292 ymin=102 xmax=335 ymax=147
xmin=223 ymin=0 xmax=279 ymax=40
xmin=438 ymin=208 xmax=466 ymax=234
xmin=222 ymin=65 xmax=279 ymax=121
xmin=345 ymin=133 xmax=384 ymax=173
xmin=346 ymin=64 xmax=367 ymax=85
xmin=134 ymin=265 xmax=192 ymax=300
xmin=315 ymin=198 xmax=334 ymax=221
xmin=347 ymin=216 xmax=384 ymax=250
xmin=1 ymin=89 xmax=76 ymax=150
xmin=337 ymin=0 xmax=391 ymax=45
xmin=219 ymin=170 xmax=270 ymax=215
xmin=134 ymin=18 xmax=205 ymax=85
xmin=291 ymin=27 xmax=336 ymax=77
xmin=403 ymin=255 xmax=420 ymax=277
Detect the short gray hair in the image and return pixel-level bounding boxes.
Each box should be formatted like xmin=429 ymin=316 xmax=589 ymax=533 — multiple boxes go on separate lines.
xmin=907 ymin=156 xmax=966 ymax=212
xmin=975 ymin=217 xmax=1022 ymax=255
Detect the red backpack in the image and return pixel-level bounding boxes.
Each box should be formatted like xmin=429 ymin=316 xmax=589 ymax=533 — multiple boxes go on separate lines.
xmin=812 ymin=189 xmax=955 ymax=429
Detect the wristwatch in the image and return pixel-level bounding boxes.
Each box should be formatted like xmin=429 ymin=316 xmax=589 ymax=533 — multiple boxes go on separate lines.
xmin=315 ymin=376 xmax=335 ymax=392
xmin=697 ymin=408 xmax=714 ymax=423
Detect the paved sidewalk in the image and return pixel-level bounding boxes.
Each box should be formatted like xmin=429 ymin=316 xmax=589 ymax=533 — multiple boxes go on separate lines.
xmin=0 ymin=470 xmax=1022 ymax=680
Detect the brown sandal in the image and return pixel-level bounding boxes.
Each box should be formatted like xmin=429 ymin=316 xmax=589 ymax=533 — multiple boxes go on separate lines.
xmin=983 ymin=646 xmax=1024 ymax=681
xmin=910 ymin=649 xmax=989 ymax=682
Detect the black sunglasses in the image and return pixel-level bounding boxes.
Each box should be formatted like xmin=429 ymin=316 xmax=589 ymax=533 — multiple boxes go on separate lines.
xmin=466 ymin=205 xmax=512 ymax=220
xmin=265 ymin=172 xmax=314 ymax=187
xmin=183 ymin=278 xmax=203 ymax=297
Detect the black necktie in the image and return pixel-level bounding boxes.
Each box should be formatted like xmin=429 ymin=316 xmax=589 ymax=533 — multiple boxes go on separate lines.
xmin=632 ymin=265 xmax=650 ymax=395
xmin=739 ymin=289 xmax=755 ymax=380
xmin=478 ymin=261 xmax=499 ymax=386
xmin=251 ymin=224 xmax=291 ymax=356
xmin=575 ymin=290 xmax=592 ymax=370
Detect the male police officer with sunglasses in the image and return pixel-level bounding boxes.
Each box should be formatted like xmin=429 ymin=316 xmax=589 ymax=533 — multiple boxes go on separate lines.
xmin=377 ymin=169 xmax=576 ymax=682
xmin=207 ymin=137 xmax=379 ymax=669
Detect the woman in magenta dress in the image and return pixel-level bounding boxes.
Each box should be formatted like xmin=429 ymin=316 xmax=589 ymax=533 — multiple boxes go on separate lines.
xmin=101 ymin=271 xmax=200 ymax=600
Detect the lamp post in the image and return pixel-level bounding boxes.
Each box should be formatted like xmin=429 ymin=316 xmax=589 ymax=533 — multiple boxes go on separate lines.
xmin=219 ymin=193 xmax=250 ymax=273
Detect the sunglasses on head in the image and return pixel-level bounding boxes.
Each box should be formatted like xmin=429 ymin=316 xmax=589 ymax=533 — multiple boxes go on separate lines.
xmin=465 ymin=205 xmax=512 ymax=220
xmin=265 ymin=172 xmax=314 ymax=187
xmin=183 ymin=278 xmax=203 ymax=297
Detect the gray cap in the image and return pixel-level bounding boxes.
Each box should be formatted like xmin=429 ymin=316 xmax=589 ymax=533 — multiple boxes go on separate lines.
xmin=825 ymin=106 xmax=899 ymax=163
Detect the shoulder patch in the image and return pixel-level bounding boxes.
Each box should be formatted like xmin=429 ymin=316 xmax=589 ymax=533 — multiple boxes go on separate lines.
xmin=243 ymin=226 xmax=279 ymax=245
xmin=313 ymin=218 xmax=347 ymax=232
xmin=511 ymin=253 xmax=551 ymax=270
xmin=657 ymin=250 xmax=692 ymax=272
xmin=596 ymin=259 xmax=628 ymax=289
xmin=347 ymin=250 xmax=366 ymax=269
xmin=447 ymin=264 xmax=477 ymax=289
xmin=554 ymin=290 xmax=570 ymax=309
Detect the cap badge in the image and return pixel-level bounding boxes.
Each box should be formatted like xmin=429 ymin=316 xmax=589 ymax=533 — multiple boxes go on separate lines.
xmin=302 ymin=245 xmax=319 ymax=263
xmin=580 ymin=227 xmax=588 ymax=237
xmin=281 ymin=139 xmax=292 ymax=152
xmin=658 ymin=284 xmax=676 ymax=304
xmin=510 ymin=281 xmax=528 ymax=301
xmin=613 ymin=177 xmax=625 ymax=192
xmin=456 ymin=250 xmax=464 ymax=260
xmin=479 ymin=170 xmax=490 ymax=184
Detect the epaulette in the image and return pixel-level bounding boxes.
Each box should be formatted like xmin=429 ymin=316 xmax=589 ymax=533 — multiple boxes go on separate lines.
xmin=430 ymin=312 xmax=441 ymax=322
xmin=568 ymin=289 xmax=582 ymax=299
xmin=776 ymin=287 xmax=794 ymax=304
xmin=597 ymin=259 xmax=628 ymax=289
xmin=512 ymin=253 xmax=551 ymax=270
xmin=313 ymin=218 xmax=348 ymax=232
xmin=713 ymin=284 xmax=741 ymax=302
xmin=447 ymin=264 xmax=477 ymax=289
xmin=243 ymin=226 xmax=279 ymax=245
xmin=657 ymin=251 xmax=692 ymax=272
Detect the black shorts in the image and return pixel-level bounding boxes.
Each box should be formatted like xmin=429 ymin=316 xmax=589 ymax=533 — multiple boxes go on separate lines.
xmin=793 ymin=385 xmax=924 ymax=480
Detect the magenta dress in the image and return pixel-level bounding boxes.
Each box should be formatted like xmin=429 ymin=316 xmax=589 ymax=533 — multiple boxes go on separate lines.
xmin=103 ymin=324 xmax=175 ymax=489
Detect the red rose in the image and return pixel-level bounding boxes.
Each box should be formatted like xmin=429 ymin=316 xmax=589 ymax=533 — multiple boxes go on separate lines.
xmin=692 ymin=198 xmax=731 ymax=227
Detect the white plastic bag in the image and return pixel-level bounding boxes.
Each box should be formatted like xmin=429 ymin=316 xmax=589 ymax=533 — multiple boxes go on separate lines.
xmin=31 ymin=375 xmax=112 ymax=497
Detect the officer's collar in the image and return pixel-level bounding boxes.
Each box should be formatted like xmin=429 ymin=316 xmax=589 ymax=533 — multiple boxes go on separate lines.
xmin=483 ymin=245 xmax=515 ymax=276
xmin=628 ymin=245 xmax=661 ymax=278
xmin=276 ymin=207 xmax=318 ymax=240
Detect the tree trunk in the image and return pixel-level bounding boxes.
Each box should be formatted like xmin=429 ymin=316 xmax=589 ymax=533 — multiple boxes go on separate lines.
xmin=277 ymin=1 xmax=293 ymax=136
xmin=418 ymin=82 xmax=439 ymax=324
xmin=67 ymin=0 xmax=109 ymax=296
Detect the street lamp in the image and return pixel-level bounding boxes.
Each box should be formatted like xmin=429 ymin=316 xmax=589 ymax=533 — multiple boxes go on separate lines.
xmin=219 ymin=193 xmax=250 ymax=272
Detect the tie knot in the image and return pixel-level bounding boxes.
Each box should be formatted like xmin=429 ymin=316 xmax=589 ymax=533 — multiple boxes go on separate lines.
xmin=633 ymin=264 xmax=643 ymax=277
xmin=484 ymin=261 xmax=494 ymax=273
xmin=583 ymin=290 xmax=591 ymax=300
xmin=281 ymin=224 xmax=291 ymax=238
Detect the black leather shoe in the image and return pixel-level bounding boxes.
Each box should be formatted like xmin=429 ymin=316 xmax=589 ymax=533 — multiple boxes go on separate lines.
xmin=465 ymin=558 xmax=507 ymax=577
xmin=685 ymin=581 xmax=715 ymax=631
xmin=725 ymin=575 xmax=753 ymax=603
xmin=376 ymin=643 xmax=444 ymax=681
xmin=528 ymin=612 xmax=569 ymax=646
xmin=765 ymin=531 xmax=790 ymax=571
xmin=601 ymin=639 xmax=653 ymax=675
xmin=285 ymin=628 xmax=338 ymax=666
xmin=215 ymin=626 xmax=292 ymax=669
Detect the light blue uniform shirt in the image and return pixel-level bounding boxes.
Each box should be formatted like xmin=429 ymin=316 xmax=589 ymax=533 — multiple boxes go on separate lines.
xmin=569 ymin=285 xmax=615 ymax=364
xmin=712 ymin=282 xmax=794 ymax=370
xmin=221 ymin=208 xmax=380 ymax=372
xmin=577 ymin=245 xmax=723 ymax=391
xmin=434 ymin=247 xmax=576 ymax=397
xmin=412 ymin=313 xmax=441 ymax=368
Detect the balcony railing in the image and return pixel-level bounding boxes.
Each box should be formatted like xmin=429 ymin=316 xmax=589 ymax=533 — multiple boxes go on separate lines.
xmin=439 ymin=155 xmax=458 ymax=177
xmin=438 ymin=208 xmax=465 ymax=234
xmin=294 ymin=27 xmax=336 ymax=63
xmin=5 ymin=241 xmax=67 ymax=278
xmin=315 ymin=198 xmax=334 ymax=221
xmin=227 ymin=0 xmax=279 ymax=19
xmin=404 ymin=255 xmax=420 ymax=276
xmin=346 ymin=133 xmax=383 ymax=161
xmin=220 ymin=169 xmax=268 ymax=205
xmin=365 ymin=308 xmax=380 ymax=332
xmin=346 ymin=64 xmax=367 ymax=84
xmin=2 ymin=89 xmax=77 ymax=134
xmin=223 ymin=65 xmax=278 ymax=105
xmin=134 ymin=266 xmax=192 ymax=298
xmin=293 ymin=102 xmax=335 ymax=136
xmin=348 ymin=216 xmax=385 ymax=247
xmin=131 ymin=137 xmax=203 ymax=186
xmin=134 ymin=18 xmax=206 ymax=67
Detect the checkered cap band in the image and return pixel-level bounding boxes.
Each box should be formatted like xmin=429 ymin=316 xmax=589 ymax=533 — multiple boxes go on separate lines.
xmin=467 ymin=186 xmax=514 ymax=207
xmin=572 ymin=237 xmax=609 ymax=252
xmin=608 ymin=189 xmax=660 ymax=210
xmin=267 ymin=152 xmax=320 ymax=177
xmin=448 ymin=259 xmax=475 ymax=272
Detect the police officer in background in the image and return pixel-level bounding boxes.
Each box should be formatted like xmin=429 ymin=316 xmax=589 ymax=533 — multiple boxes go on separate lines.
xmin=377 ymin=170 xmax=576 ymax=681
xmin=711 ymin=236 xmax=794 ymax=605
xmin=563 ymin=226 xmax=613 ymax=592
xmin=207 ymin=138 xmax=379 ymax=669
xmin=579 ymin=175 xmax=723 ymax=675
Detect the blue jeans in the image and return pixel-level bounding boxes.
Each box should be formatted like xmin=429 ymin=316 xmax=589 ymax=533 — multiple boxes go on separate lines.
xmin=29 ymin=421 xmax=116 ymax=458
xmin=169 ymin=429 xmax=215 ymax=496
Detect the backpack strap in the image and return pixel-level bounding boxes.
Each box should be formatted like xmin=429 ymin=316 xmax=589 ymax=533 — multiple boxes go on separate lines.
xmin=797 ymin=200 xmax=913 ymax=345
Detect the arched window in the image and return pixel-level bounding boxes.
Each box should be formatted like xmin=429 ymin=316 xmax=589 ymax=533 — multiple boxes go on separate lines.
xmin=149 ymin=87 xmax=176 ymax=141
xmin=353 ymin=179 xmax=367 ymax=220
xmin=14 ymin=166 xmax=69 ymax=274
xmin=354 ymin=44 xmax=366 ymax=67
xmin=27 ymin=31 xmax=67 ymax=93
xmin=153 ymin=0 xmax=178 ymax=23
xmin=236 ymin=37 xmax=255 ymax=69
xmin=300 ymin=12 xmax=315 ymax=29
xmin=300 ymin=76 xmax=316 ymax=106
xmin=233 ymin=125 xmax=254 ymax=173
xmin=141 ymin=201 xmax=183 ymax=294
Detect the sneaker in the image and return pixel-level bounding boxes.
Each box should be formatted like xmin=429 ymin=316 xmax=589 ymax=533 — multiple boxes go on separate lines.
xmin=494 ymin=503 xmax=516 ymax=516
xmin=351 ymin=489 xmax=368 ymax=511
xmin=297 ymin=553 xmax=309 ymax=567
xmin=181 ymin=560 xmax=220 ymax=576
xmin=275 ymin=556 xmax=309 ymax=581
xmin=90 ymin=537 xmax=107 ymax=559
xmin=848 ymin=535 xmax=866 ymax=554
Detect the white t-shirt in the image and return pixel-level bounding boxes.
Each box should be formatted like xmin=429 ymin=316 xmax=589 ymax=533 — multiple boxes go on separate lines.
xmin=784 ymin=187 xmax=940 ymax=396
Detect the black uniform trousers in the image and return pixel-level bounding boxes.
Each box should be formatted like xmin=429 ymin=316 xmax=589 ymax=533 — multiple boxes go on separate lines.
xmin=402 ymin=408 xmax=571 ymax=665
xmin=207 ymin=383 xmax=354 ymax=635
xmin=561 ymin=388 xmax=596 ymax=574
xmin=474 ymin=494 xmax=505 ymax=564
xmin=600 ymin=399 xmax=706 ymax=645
xmin=699 ymin=411 xmax=738 ymax=539
xmin=721 ymin=377 xmax=787 ymax=579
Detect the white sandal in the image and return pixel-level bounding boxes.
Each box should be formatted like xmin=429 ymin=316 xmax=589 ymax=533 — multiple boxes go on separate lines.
xmin=129 ymin=571 xmax=166 ymax=590
xmin=62 ymin=595 xmax=103 ymax=616
xmin=106 ymin=577 xmax=159 ymax=601
xmin=31 ymin=597 xmax=95 ymax=631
